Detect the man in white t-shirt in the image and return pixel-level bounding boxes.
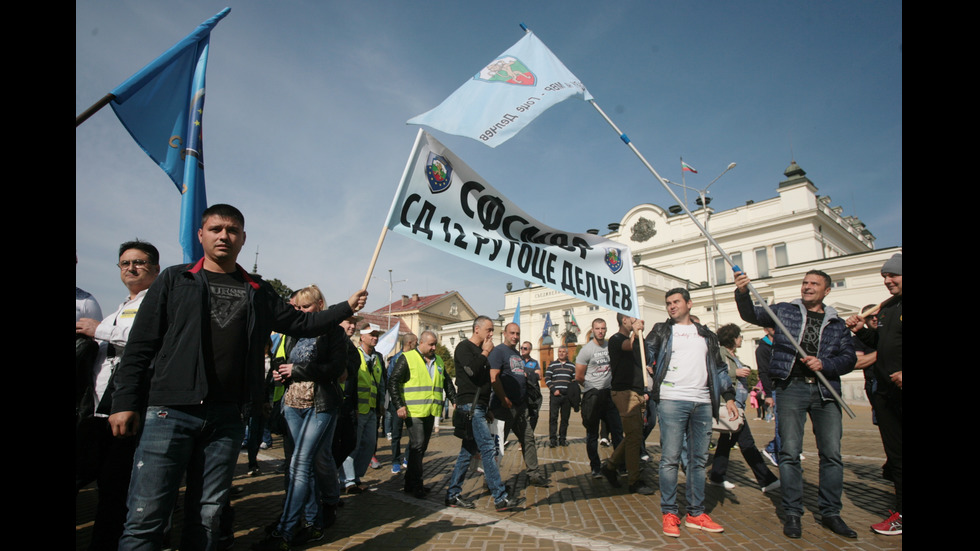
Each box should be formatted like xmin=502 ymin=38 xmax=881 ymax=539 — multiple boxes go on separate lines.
xmin=645 ymin=288 xmax=737 ymax=539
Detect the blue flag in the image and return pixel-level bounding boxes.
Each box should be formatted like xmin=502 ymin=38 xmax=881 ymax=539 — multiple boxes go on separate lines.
xmin=541 ymin=312 xmax=552 ymax=338
xmin=513 ymin=298 xmax=521 ymax=325
xmin=110 ymin=8 xmax=230 ymax=263
xmin=408 ymin=31 xmax=592 ymax=148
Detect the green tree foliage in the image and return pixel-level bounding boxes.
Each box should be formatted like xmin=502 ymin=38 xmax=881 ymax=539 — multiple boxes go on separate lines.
xmin=266 ymin=278 xmax=293 ymax=299
xmin=436 ymin=343 xmax=455 ymax=378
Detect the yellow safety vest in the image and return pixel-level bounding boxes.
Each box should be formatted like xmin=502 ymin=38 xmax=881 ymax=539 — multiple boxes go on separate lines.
xmin=356 ymin=348 xmax=383 ymax=415
xmin=403 ymin=349 xmax=445 ymax=418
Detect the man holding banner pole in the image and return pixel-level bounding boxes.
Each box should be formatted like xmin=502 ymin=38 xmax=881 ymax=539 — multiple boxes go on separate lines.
xmin=734 ymin=270 xmax=858 ymax=539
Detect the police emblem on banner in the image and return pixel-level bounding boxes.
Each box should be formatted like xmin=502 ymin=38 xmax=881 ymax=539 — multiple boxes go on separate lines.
xmin=425 ymin=153 xmax=453 ymax=193
xmin=474 ymin=55 xmax=536 ymax=86
xmin=604 ymin=248 xmax=624 ymax=274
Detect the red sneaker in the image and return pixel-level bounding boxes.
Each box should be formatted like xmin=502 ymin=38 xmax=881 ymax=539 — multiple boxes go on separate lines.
xmin=871 ymin=510 xmax=902 ymax=535
xmin=662 ymin=513 xmax=681 ymax=538
xmin=685 ymin=513 xmax=724 ymax=533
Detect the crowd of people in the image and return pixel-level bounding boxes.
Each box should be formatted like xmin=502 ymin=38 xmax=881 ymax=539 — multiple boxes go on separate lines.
xmin=76 ymin=202 xmax=901 ymax=549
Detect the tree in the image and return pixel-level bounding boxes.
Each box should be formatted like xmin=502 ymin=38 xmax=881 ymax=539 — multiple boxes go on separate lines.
xmin=436 ymin=343 xmax=455 ymax=378
xmin=266 ymin=278 xmax=293 ymax=299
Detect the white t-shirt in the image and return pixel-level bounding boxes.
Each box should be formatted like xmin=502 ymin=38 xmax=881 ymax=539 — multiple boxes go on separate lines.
xmin=659 ymin=324 xmax=710 ymax=403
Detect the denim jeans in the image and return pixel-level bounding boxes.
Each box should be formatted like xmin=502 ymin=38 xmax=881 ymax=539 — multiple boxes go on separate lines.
xmin=314 ymin=412 xmax=341 ymax=509
xmin=775 ymin=377 xmax=843 ymax=517
xmin=388 ymin=402 xmax=405 ymax=463
xmin=446 ymin=404 xmax=508 ymax=502
xmin=279 ymin=406 xmax=336 ymax=539
xmin=506 ymin=404 xmax=541 ymax=476
xmin=658 ymin=399 xmax=713 ymax=517
xmin=340 ymin=410 xmax=377 ymax=487
xmin=120 ymin=403 xmax=244 ymax=551
xmin=581 ymin=388 xmax=623 ymax=472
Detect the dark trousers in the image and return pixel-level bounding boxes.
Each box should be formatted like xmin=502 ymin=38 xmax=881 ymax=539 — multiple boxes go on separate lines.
xmin=581 ymin=388 xmax=623 ymax=471
xmin=404 ymin=415 xmax=434 ymax=491
xmin=710 ymin=421 xmax=778 ymax=487
xmin=873 ymin=391 xmax=902 ymax=512
xmin=549 ymin=393 xmax=571 ymax=443
xmin=76 ymin=416 xmax=137 ymax=551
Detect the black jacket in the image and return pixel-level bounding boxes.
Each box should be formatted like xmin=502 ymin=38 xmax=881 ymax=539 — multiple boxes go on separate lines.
xmin=290 ymin=324 xmax=351 ymax=413
xmin=111 ymin=259 xmax=354 ymax=414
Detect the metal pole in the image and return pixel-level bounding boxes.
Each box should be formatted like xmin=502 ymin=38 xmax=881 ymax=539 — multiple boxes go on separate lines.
xmin=587 ymin=99 xmax=855 ymax=418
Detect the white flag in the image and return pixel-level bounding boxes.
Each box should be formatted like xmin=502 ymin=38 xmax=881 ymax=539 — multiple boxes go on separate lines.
xmin=407 ymin=32 xmax=591 ymax=148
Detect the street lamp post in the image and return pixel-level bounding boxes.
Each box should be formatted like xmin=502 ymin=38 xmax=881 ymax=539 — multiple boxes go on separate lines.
xmin=666 ymin=162 xmax=736 ymax=329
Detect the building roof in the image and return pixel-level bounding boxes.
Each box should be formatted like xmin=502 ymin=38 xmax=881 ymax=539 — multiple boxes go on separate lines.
xmin=355 ymin=312 xmax=409 ymax=334
xmin=370 ymin=291 xmax=455 ymax=314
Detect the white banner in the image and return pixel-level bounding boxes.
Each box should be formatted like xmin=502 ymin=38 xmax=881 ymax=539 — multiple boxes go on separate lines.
xmin=383 ymin=130 xmax=639 ymax=317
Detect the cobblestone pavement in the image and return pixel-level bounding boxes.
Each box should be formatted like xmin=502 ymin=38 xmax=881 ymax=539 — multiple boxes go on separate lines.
xmin=77 ymin=403 xmax=902 ymax=550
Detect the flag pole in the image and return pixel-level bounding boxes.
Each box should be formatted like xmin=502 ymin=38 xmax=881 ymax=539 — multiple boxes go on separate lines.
xmin=76 ymin=94 xmax=115 ymax=127
xmin=587 ymin=99 xmax=855 ymax=418
xmin=363 ymin=129 xmax=427 ymax=291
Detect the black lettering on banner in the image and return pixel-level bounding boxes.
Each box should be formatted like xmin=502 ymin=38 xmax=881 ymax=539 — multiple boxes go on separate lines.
xmin=412 ymin=200 xmax=435 ymax=240
xmin=529 ymin=247 xmax=547 ymax=283
xmin=611 ymin=281 xmax=621 ymax=309
xmin=487 ymin=238 xmax=503 ymax=261
xmin=479 ymin=114 xmax=519 ymax=142
xmin=505 ymin=241 xmax=517 ymax=268
xmin=474 ymin=233 xmax=490 ymax=255
xmin=400 ymin=193 xmax=421 ymax=228
xmin=503 ymin=214 xmax=527 ymax=240
xmin=517 ymin=243 xmax=532 ymax=274
xmin=572 ymin=236 xmax=593 ymax=260
xmin=545 ymin=252 xmax=557 ymax=284
xmin=550 ymin=233 xmax=576 ymax=254
xmin=597 ymin=276 xmax=610 ymax=304
xmin=561 ymin=261 xmax=575 ymax=293
xmin=585 ymin=271 xmax=597 ymax=301
xmin=452 ymin=222 xmax=467 ymax=250
xmin=440 ymin=216 xmax=452 ymax=244
xmin=574 ymin=265 xmax=585 ymax=296
xmin=460 ymin=181 xmax=480 ymax=218
xmin=621 ymin=283 xmax=633 ymax=312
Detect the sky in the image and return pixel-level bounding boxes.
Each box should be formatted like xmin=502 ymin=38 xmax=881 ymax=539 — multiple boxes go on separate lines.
xmin=76 ymin=1 xmax=902 ymax=317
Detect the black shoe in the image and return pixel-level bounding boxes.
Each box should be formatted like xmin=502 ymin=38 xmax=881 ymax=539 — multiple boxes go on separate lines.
xmin=600 ymin=463 xmax=622 ymax=488
xmin=320 ymin=502 xmax=338 ymax=529
xmin=548 ymin=441 xmax=558 ymax=448
xmin=629 ymin=482 xmax=654 ymax=495
xmin=411 ymin=486 xmax=431 ymax=499
xmin=292 ymin=523 xmax=323 ymax=546
xmin=252 ymin=530 xmax=289 ymax=551
xmin=495 ymin=496 xmax=526 ymax=512
xmin=821 ymin=516 xmax=857 ymax=538
xmin=559 ymin=440 xmax=569 ymax=447
xmin=783 ymin=515 xmax=802 ymax=539
xmin=528 ymin=474 xmax=551 ymax=487
xmin=445 ymin=494 xmax=476 ymax=509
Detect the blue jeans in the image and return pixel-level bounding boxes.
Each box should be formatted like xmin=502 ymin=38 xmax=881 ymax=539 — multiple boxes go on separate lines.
xmin=446 ymin=404 xmax=508 ymax=502
xmin=279 ymin=406 xmax=336 ymax=539
xmin=340 ymin=410 xmax=377 ymax=487
xmin=764 ymin=398 xmax=782 ymax=460
xmin=775 ymin=377 xmax=843 ymax=518
xmin=120 ymin=404 xmax=244 ymax=551
xmin=658 ymin=399 xmax=713 ymax=517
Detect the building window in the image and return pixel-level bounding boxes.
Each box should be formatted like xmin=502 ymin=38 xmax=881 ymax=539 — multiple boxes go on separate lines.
xmin=714 ymin=252 xmax=741 ymax=284
xmin=588 ymin=305 xmax=599 ymax=311
xmin=774 ymin=243 xmax=788 ymax=267
xmin=831 ymin=279 xmax=846 ymax=289
xmin=755 ymin=247 xmax=769 ymax=278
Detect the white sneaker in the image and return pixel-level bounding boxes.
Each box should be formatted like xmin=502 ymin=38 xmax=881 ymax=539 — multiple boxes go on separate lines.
xmin=761 ymin=449 xmax=778 ymax=466
xmin=708 ymin=479 xmax=736 ymax=490
xmin=599 ymin=438 xmax=610 ymax=447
